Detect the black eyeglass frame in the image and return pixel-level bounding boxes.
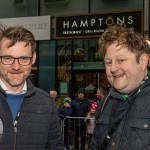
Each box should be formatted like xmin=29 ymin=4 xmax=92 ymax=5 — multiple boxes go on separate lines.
xmin=0 ymin=56 xmax=33 ymax=66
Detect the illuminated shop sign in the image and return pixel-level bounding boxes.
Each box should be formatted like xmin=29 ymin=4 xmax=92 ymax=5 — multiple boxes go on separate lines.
xmin=55 ymin=10 xmax=143 ymax=39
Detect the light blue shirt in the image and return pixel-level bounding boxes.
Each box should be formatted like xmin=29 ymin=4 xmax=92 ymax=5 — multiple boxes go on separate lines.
xmin=0 ymin=79 xmax=27 ymax=120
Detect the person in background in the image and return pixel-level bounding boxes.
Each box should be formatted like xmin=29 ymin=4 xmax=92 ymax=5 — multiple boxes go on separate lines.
xmin=58 ymin=98 xmax=73 ymax=150
xmin=50 ymin=90 xmax=58 ymax=100
xmin=0 ymin=25 xmax=63 ymax=149
xmin=66 ymin=95 xmax=72 ymax=104
xmin=94 ymin=87 xmax=106 ymax=104
xmin=86 ymin=102 xmax=98 ymax=145
xmin=50 ymin=90 xmax=61 ymax=109
xmin=72 ymin=88 xmax=90 ymax=150
xmin=90 ymin=23 xmax=150 ymax=150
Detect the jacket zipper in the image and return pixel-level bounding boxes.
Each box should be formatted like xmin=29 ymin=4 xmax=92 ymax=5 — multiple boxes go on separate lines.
xmin=14 ymin=123 xmax=17 ymax=150
xmin=13 ymin=112 xmax=20 ymax=150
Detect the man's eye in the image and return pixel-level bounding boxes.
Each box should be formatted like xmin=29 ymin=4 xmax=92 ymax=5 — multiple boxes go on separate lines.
xmin=118 ymin=59 xmax=125 ymax=63
xmin=3 ymin=56 xmax=13 ymax=60
xmin=105 ymin=61 xmax=112 ymax=65
xmin=20 ymin=57 xmax=30 ymax=60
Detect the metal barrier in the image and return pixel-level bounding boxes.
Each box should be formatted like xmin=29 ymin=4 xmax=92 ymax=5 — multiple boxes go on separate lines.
xmin=59 ymin=117 xmax=63 ymax=133
xmin=59 ymin=116 xmax=95 ymax=150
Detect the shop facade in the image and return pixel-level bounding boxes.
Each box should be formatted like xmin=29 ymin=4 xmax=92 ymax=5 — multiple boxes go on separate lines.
xmin=55 ymin=10 xmax=144 ymax=98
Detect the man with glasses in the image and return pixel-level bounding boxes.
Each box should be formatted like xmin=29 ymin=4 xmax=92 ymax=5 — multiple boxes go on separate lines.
xmin=0 ymin=25 xmax=64 ymax=149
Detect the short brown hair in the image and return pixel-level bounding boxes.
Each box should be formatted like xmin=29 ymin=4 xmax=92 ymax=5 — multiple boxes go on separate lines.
xmin=0 ymin=25 xmax=36 ymax=51
xmin=98 ymin=24 xmax=149 ymax=63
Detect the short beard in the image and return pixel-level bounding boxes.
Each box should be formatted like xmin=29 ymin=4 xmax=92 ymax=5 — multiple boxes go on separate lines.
xmin=8 ymin=79 xmax=26 ymax=87
xmin=2 ymin=73 xmax=29 ymax=88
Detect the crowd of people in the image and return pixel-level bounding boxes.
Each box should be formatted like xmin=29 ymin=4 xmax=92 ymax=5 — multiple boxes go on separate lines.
xmin=51 ymin=87 xmax=106 ymax=150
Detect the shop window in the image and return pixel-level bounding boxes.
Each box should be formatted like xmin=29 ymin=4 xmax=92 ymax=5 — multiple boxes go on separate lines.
xmin=56 ymin=38 xmax=106 ymax=97
xmin=74 ymin=48 xmax=84 ymax=62
xmin=57 ymin=40 xmax=72 ymax=83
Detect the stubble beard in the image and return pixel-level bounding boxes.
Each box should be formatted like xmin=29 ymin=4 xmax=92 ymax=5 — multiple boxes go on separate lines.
xmin=1 ymin=71 xmax=30 ymax=87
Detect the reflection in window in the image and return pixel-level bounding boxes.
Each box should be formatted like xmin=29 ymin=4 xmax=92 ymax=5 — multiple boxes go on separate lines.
xmin=57 ymin=40 xmax=72 ymax=82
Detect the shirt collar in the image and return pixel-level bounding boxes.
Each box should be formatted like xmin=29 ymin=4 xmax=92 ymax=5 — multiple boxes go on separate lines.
xmin=0 ymin=79 xmax=27 ymax=95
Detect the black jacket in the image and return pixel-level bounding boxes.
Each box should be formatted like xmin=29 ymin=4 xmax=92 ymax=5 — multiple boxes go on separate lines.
xmin=58 ymin=106 xmax=73 ymax=119
xmin=90 ymin=77 xmax=150 ymax=150
xmin=0 ymin=79 xmax=64 ymax=150
xmin=72 ymin=97 xmax=90 ymax=126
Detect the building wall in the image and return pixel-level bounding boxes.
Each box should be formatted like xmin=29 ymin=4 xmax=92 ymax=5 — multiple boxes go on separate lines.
xmin=40 ymin=0 xmax=143 ymax=16
xmin=0 ymin=0 xmax=38 ymax=18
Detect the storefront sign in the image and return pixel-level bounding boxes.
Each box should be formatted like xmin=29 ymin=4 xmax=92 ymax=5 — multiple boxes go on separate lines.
xmin=0 ymin=16 xmax=51 ymax=40
xmin=55 ymin=10 xmax=143 ymax=39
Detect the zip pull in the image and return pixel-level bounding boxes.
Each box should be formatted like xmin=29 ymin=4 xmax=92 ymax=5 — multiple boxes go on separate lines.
xmin=14 ymin=112 xmax=20 ymax=133
xmin=13 ymin=112 xmax=20 ymax=150
xmin=0 ymin=118 xmax=3 ymax=140
xmin=14 ymin=124 xmax=17 ymax=133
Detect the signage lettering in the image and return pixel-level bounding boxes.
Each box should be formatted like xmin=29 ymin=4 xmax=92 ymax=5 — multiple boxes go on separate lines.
xmin=24 ymin=23 xmax=48 ymax=30
xmin=0 ymin=16 xmax=51 ymax=40
xmin=63 ymin=16 xmax=134 ymax=29
xmin=55 ymin=10 xmax=143 ymax=39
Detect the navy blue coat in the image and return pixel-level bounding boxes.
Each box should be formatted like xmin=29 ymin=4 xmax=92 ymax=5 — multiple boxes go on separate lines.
xmin=90 ymin=77 xmax=150 ymax=150
xmin=0 ymin=79 xmax=64 ymax=150
xmin=72 ymin=97 xmax=90 ymax=126
xmin=58 ymin=106 xmax=73 ymax=119
xmin=58 ymin=106 xmax=73 ymax=126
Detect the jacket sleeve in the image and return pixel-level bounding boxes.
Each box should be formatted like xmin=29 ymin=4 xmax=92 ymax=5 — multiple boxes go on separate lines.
xmin=45 ymin=102 xmax=64 ymax=150
xmin=89 ymin=124 xmax=99 ymax=150
xmin=58 ymin=107 xmax=66 ymax=118
xmin=68 ymin=107 xmax=73 ymax=116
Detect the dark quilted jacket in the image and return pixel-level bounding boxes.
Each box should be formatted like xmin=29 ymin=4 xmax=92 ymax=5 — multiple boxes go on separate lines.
xmin=72 ymin=97 xmax=90 ymax=126
xmin=0 ymin=79 xmax=64 ymax=150
xmin=90 ymin=77 xmax=150 ymax=150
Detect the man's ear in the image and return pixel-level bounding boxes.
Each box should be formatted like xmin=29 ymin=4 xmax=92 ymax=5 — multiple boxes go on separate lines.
xmin=32 ymin=51 xmax=36 ymax=64
xmin=140 ymin=53 xmax=149 ymax=69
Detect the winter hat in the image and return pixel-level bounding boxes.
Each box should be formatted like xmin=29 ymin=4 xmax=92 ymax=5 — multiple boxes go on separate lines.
xmin=63 ymin=98 xmax=70 ymax=104
xmin=90 ymin=102 xmax=98 ymax=110
xmin=77 ymin=88 xmax=85 ymax=94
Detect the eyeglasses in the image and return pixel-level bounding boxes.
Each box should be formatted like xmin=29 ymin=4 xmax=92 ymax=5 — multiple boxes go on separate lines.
xmin=0 ymin=56 xmax=33 ymax=66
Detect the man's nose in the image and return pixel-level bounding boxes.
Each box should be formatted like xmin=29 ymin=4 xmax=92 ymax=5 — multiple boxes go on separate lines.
xmin=110 ymin=61 xmax=119 ymax=73
xmin=11 ymin=59 xmax=21 ymax=70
